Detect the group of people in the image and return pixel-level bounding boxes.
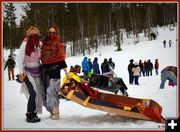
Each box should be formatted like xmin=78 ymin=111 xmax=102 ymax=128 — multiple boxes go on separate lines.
xmin=4 ymin=25 xmax=177 ymax=124
xmin=139 ymin=59 xmax=159 ymax=76
xmin=81 ymin=57 xmax=115 ymax=80
xmin=128 ymin=59 xmax=159 ymax=85
xmin=163 ymin=40 xmax=172 ymax=48
xmin=13 ymin=25 xmax=69 ymax=123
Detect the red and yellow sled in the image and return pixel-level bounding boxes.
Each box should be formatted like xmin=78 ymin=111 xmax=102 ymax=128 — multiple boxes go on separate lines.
xmin=59 ymin=79 xmax=165 ymax=124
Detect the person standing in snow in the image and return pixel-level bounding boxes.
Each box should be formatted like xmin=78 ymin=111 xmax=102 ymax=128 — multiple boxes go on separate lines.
xmin=81 ymin=57 xmax=90 ymax=80
xmin=88 ymin=58 xmax=93 ymax=77
xmin=127 ymin=59 xmax=134 ymax=84
xmin=169 ymin=40 xmax=172 ymax=47
xmin=160 ymin=66 xmax=177 ymax=89
xmin=92 ymin=57 xmax=100 ymax=74
xmin=41 ymin=25 xmax=69 ymax=120
xmin=18 ymin=26 xmax=43 ymax=123
xmin=108 ymin=58 xmax=115 ymax=70
xmin=4 ymin=55 xmax=16 ymax=80
xmin=154 ymin=59 xmax=159 ymax=75
xmin=139 ymin=60 xmax=145 ymax=77
xmin=147 ymin=59 xmax=153 ymax=76
xmin=101 ymin=58 xmax=110 ymax=74
xmin=132 ymin=62 xmax=140 ymax=85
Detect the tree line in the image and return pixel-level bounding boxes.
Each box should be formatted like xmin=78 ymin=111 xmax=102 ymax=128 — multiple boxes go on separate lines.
xmin=3 ymin=3 xmax=177 ymax=56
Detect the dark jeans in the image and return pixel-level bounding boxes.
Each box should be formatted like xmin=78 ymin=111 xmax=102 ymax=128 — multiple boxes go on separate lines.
xmin=25 ymin=78 xmax=36 ymax=113
xmin=133 ymin=76 xmax=139 ymax=85
xmin=129 ymin=73 xmax=133 ymax=84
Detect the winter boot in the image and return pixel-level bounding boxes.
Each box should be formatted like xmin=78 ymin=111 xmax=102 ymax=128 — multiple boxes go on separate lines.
xmin=50 ymin=107 xmax=60 ymax=120
xmin=26 ymin=112 xmax=41 ymax=123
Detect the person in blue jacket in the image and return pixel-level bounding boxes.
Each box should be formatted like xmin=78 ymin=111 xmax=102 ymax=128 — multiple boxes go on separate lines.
xmin=92 ymin=57 xmax=100 ymax=74
xmin=81 ymin=57 xmax=90 ymax=80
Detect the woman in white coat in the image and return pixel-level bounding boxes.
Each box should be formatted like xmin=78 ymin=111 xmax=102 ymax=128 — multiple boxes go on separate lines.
xmin=18 ymin=26 xmax=43 ymax=123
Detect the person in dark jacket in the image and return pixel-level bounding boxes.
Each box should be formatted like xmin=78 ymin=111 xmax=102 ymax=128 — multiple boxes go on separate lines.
xmin=108 ymin=58 xmax=115 ymax=69
xmin=160 ymin=66 xmax=177 ymax=89
xmin=139 ymin=60 xmax=145 ymax=77
xmin=81 ymin=57 xmax=90 ymax=80
xmin=4 ymin=55 xmax=16 ymax=80
xmin=163 ymin=40 xmax=166 ymax=48
xmin=92 ymin=57 xmax=100 ymax=74
xmin=147 ymin=59 xmax=153 ymax=76
xmin=101 ymin=58 xmax=110 ymax=74
xmin=128 ymin=59 xmax=134 ymax=84
xmin=154 ymin=59 xmax=159 ymax=75
xmin=144 ymin=60 xmax=148 ymax=76
xmin=169 ymin=40 xmax=172 ymax=47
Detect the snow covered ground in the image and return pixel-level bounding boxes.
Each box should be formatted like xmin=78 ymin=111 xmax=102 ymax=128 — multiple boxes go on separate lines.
xmin=2 ymin=26 xmax=178 ymax=130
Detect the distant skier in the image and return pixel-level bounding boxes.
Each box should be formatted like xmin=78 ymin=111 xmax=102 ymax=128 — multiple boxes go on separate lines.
xmin=163 ymin=40 xmax=166 ymax=48
xmin=169 ymin=40 xmax=172 ymax=47
xmin=160 ymin=66 xmax=177 ymax=89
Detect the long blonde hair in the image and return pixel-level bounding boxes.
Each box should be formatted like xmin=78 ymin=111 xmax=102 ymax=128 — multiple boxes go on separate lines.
xmin=26 ymin=26 xmax=41 ymax=37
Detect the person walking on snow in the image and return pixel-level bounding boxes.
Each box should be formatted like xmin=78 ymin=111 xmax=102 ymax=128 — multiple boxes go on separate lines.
xmin=41 ymin=25 xmax=69 ymax=120
xmin=4 ymin=55 xmax=16 ymax=80
xmin=169 ymin=40 xmax=172 ymax=47
xmin=163 ymin=40 xmax=166 ymax=48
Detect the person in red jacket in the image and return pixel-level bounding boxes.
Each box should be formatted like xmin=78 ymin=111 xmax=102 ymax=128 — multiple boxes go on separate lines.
xmin=154 ymin=59 xmax=159 ymax=75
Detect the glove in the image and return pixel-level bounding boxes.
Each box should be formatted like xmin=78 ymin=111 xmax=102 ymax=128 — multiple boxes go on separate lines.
xmin=16 ymin=74 xmax=26 ymax=83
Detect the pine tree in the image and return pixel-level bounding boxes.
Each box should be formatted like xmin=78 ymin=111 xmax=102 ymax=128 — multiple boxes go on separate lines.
xmin=3 ymin=3 xmax=17 ymax=55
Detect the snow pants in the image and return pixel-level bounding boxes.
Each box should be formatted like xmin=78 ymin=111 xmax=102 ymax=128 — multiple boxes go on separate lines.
xmin=133 ymin=76 xmax=139 ymax=85
xmin=45 ymin=79 xmax=60 ymax=112
xmin=160 ymin=71 xmax=177 ymax=89
xmin=8 ymin=67 xmax=14 ymax=80
xmin=129 ymin=73 xmax=133 ymax=84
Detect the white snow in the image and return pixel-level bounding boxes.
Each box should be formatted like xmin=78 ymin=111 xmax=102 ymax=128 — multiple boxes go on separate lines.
xmin=2 ymin=26 xmax=178 ymax=130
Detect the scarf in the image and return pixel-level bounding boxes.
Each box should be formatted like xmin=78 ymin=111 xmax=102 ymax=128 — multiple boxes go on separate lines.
xmin=41 ymin=34 xmax=65 ymax=64
xmin=25 ymin=34 xmax=39 ymax=56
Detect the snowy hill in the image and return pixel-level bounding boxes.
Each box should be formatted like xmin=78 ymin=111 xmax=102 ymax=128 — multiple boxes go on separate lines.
xmin=2 ymin=26 xmax=177 ymax=130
